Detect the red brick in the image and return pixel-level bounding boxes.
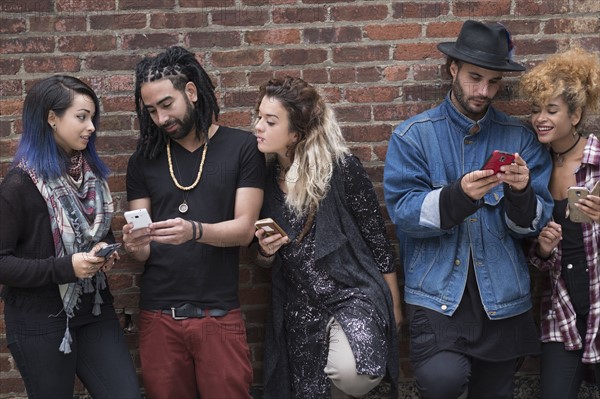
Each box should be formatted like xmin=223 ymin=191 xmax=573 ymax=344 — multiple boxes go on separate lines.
xmin=345 ymin=86 xmax=399 ymax=104
xmin=393 ymin=42 xmax=440 ymax=61
xmin=29 ymin=15 xmax=86 ymax=32
xmin=212 ymin=49 xmax=264 ymax=67
xmin=392 ymin=2 xmax=450 ymax=19
xmin=304 ymin=26 xmax=361 ymax=44
xmin=121 ymin=33 xmax=179 ymax=50
xmin=85 ymin=55 xmax=144 ymax=71
xmin=211 ymin=8 xmax=269 ymax=26
xmin=364 ymin=23 xmax=421 ymax=41
xmin=0 ymin=58 xmax=22 ymax=75
xmin=334 ymin=106 xmax=371 ymax=123
xmin=0 ymin=99 xmax=23 ymax=117
xmin=0 ymin=37 xmax=54 ymax=54
xmin=24 ymin=56 xmax=81 ymax=73
xmin=0 ymin=375 xmax=26 ymax=395
xmin=426 ymin=21 xmax=464 ymax=38
xmin=517 ymin=39 xmax=560 ymax=55
xmin=243 ymin=0 xmax=293 ymax=5
xmin=373 ymin=144 xmax=388 ymax=162
xmin=500 ymin=20 xmax=541 ymax=35
xmin=454 ymin=0 xmax=511 ymax=17
xmin=383 ymin=65 xmax=410 ymax=82
xmin=320 ymin=87 xmax=342 ymax=103
xmin=95 ymin=134 xmax=138 ymax=154
xmin=56 ymin=0 xmax=115 ymax=11
xmin=349 ymin=145 xmax=373 ymax=163
xmin=245 ymin=29 xmax=300 ymax=45
xmin=515 ymin=0 xmax=570 ymax=16
xmin=87 ymin=75 xmax=135 ymax=95
xmin=107 ymin=273 xmax=135 ymax=291
xmin=0 ymin=80 xmax=22 ymax=97
xmin=0 ymin=137 xmax=18 ymax=159
xmin=413 ymin=64 xmax=442 ymax=81
xmin=333 ymin=45 xmax=389 ymax=63
xmin=220 ymin=71 xmax=248 ymax=88
xmin=357 ymin=67 xmax=383 ymax=83
xmin=544 ymin=18 xmax=600 ymax=34
xmin=58 ymin=35 xmax=117 ymax=52
xmin=0 ymin=121 xmax=12 ymax=138
xmin=1 ymin=17 xmax=26 ymax=34
xmin=180 ymin=0 xmax=235 ymax=6
xmin=1 ymin=0 xmax=52 ymax=13
xmin=238 ymin=286 xmax=269 ymax=305
xmin=572 ymin=36 xmax=600 ymax=52
xmin=223 ymin=89 xmax=257 ymax=107
xmin=302 ymin=69 xmax=328 ymax=84
xmin=219 ymin=110 xmax=253 ymax=127
xmin=270 ymin=48 xmax=327 ymax=66
xmin=331 ymin=4 xmax=388 ymax=21
xmin=120 ymin=0 xmax=175 ymax=9
xmin=150 ymin=12 xmax=208 ymax=29
xmin=101 ymin=96 xmax=136 ymax=113
xmin=373 ymin=103 xmax=434 ymax=122
xmin=183 ymin=31 xmax=242 ymax=48
xmin=272 ymin=6 xmax=327 ymax=24
xmin=404 ymin=85 xmax=448 ymax=102
xmin=91 ymin=13 xmax=147 ymax=30
xmin=572 ymin=0 xmax=600 ymax=12
xmin=248 ymin=71 xmax=275 ymax=86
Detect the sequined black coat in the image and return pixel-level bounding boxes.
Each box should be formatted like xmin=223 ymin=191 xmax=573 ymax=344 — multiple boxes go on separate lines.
xmin=261 ymin=155 xmax=399 ymax=399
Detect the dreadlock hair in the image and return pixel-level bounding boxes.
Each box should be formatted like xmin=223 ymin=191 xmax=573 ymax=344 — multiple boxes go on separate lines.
xmin=134 ymin=46 xmax=220 ymax=159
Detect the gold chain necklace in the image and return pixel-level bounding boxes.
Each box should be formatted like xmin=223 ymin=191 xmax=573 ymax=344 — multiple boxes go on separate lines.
xmin=167 ymin=140 xmax=208 ymax=213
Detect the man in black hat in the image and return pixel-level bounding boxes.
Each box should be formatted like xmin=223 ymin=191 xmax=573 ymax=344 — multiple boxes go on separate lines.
xmin=384 ymin=20 xmax=553 ymax=398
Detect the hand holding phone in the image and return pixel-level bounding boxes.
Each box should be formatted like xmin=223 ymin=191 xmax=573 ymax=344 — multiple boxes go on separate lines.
xmin=124 ymin=209 xmax=153 ymax=231
xmin=95 ymin=243 xmax=121 ymax=259
xmin=567 ymin=186 xmax=591 ymax=223
xmin=482 ymin=150 xmax=516 ymax=174
xmin=255 ymin=218 xmax=288 ymax=238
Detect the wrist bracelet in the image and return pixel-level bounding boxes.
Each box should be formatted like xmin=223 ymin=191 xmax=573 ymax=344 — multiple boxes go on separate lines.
xmin=257 ymin=245 xmax=274 ymax=258
xmin=196 ymin=221 xmax=203 ymax=241
xmin=188 ymin=220 xmax=196 ymax=242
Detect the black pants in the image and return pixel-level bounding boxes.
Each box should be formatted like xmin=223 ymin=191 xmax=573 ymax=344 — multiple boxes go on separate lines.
xmin=412 ymin=350 xmax=518 ymax=399
xmin=6 ymin=303 xmax=141 ymax=399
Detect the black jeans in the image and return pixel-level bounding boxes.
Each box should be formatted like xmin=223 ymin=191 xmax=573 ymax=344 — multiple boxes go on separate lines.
xmin=412 ymin=350 xmax=518 ymax=399
xmin=6 ymin=303 xmax=141 ymax=399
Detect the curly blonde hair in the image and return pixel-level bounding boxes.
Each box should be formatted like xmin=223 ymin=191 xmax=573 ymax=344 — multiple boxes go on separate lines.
xmin=520 ymin=48 xmax=600 ymax=124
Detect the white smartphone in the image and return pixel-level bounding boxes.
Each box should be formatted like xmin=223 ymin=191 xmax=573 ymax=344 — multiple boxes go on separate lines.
xmin=124 ymin=208 xmax=153 ymax=231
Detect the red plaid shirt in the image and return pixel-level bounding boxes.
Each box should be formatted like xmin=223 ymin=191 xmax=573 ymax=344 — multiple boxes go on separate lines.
xmin=529 ymin=134 xmax=600 ymax=363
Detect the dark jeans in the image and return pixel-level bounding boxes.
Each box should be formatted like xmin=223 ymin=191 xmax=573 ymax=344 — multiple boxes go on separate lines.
xmin=540 ymin=317 xmax=600 ymax=399
xmin=412 ymin=350 xmax=518 ymax=399
xmin=6 ymin=303 xmax=141 ymax=399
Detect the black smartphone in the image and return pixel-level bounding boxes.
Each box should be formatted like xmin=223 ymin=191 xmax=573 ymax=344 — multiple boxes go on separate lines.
xmin=95 ymin=243 xmax=121 ymax=258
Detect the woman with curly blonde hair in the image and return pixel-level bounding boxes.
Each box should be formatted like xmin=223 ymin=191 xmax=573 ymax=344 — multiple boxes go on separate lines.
xmin=253 ymin=76 xmax=401 ymax=398
xmin=520 ymin=48 xmax=600 ymax=399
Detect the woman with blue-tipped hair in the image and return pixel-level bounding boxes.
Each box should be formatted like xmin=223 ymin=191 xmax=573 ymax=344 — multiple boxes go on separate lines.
xmin=0 ymin=75 xmax=140 ymax=398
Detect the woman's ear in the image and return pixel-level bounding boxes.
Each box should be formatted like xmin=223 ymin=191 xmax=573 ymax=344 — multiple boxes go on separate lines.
xmin=47 ymin=110 xmax=57 ymax=129
xmin=571 ymin=107 xmax=583 ymax=127
xmin=184 ymin=82 xmax=198 ymax=103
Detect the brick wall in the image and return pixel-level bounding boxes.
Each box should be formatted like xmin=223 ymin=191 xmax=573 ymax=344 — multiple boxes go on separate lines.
xmin=1 ymin=0 xmax=599 ymax=397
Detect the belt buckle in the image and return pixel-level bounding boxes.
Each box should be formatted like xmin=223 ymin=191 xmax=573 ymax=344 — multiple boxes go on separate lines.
xmin=171 ymin=307 xmax=189 ymax=320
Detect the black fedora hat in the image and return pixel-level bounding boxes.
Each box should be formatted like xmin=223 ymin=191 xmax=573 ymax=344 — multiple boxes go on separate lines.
xmin=437 ymin=20 xmax=525 ymax=72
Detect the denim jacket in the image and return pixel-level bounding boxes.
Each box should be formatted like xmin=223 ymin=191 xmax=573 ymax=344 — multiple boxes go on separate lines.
xmin=384 ymin=95 xmax=553 ymax=320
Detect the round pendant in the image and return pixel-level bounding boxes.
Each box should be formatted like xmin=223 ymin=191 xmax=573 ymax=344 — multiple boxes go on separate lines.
xmin=178 ymin=202 xmax=189 ymax=214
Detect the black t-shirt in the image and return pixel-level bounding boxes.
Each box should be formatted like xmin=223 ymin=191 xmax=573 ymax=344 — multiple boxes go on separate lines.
xmin=126 ymin=126 xmax=266 ymax=310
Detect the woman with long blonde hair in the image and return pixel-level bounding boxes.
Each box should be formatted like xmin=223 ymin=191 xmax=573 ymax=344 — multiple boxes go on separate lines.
xmin=253 ymin=76 xmax=401 ymax=398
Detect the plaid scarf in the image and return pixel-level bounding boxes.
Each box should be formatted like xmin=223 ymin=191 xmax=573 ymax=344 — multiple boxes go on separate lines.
xmin=21 ymin=152 xmax=114 ymax=354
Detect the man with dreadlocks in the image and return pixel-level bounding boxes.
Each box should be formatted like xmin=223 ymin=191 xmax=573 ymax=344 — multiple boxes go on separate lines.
xmin=122 ymin=46 xmax=265 ymax=399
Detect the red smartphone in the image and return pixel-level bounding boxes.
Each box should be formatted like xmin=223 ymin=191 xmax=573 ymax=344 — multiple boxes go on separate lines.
xmin=482 ymin=150 xmax=515 ymax=174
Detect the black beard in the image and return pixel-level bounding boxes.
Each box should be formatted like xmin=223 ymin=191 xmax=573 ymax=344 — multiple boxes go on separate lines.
xmin=452 ymin=76 xmax=491 ymax=120
xmin=161 ymin=100 xmax=196 ymax=140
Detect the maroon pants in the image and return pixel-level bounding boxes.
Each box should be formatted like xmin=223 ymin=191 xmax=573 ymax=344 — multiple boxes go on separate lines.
xmin=139 ymin=308 xmax=253 ymax=399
